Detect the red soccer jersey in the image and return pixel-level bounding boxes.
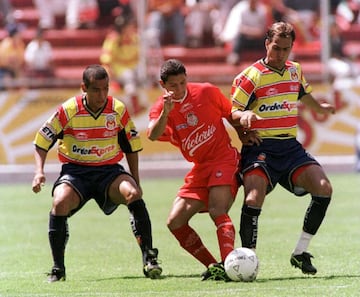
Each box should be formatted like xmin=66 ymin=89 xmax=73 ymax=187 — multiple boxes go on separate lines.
xmin=149 ymin=83 xmax=238 ymax=164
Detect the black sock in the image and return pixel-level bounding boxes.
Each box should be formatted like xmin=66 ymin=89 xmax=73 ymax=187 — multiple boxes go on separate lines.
xmin=240 ymin=204 xmax=261 ymax=249
xmin=127 ymin=199 xmax=153 ymax=263
xmin=303 ymin=195 xmax=331 ymax=235
xmin=48 ymin=213 xmax=69 ymax=270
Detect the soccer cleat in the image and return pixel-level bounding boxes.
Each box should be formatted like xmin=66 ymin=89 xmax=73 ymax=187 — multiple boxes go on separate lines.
xmin=290 ymin=252 xmax=317 ymax=275
xmin=47 ymin=267 xmax=66 ymax=283
xmin=201 ymin=263 xmax=230 ymax=281
xmin=143 ymin=248 xmax=162 ymax=279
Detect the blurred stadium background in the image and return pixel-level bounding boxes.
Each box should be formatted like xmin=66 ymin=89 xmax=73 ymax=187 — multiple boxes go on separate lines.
xmin=0 ymin=0 xmax=359 ymax=183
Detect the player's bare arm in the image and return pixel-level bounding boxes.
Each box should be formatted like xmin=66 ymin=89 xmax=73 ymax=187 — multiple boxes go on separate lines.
xmin=125 ymin=152 xmax=140 ymax=184
xmin=231 ymin=110 xmax=263 ymax=129
xmin=235 ymin=126 xmax=262 ymax=146
xmin=32 ymin=146 xmax=47 ymax=193
xmin=147 ymin=91 xmax=174 ymax=141
xmin=162 ymin=90 xmax=175 ymax=112
xmin=301 ymin=94 xmax=336 ymax=115
xmin=228 ymin=116 xmax=262 ymax=146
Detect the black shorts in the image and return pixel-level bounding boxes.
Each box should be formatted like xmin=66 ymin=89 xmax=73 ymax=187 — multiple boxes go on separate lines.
xmin=52 ymin=163 xmax=132 ymax=216
xmin=241 ymin=138 xmax=320 ymax=195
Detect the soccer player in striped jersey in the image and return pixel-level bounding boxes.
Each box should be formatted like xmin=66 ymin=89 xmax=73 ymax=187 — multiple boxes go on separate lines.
xmin=230 ymin=22 xmax=336 ymax=275
xmin=32 ymin=64 xmax=162 ymax=282
xmin=148 ymin=59 xmax=243 ymax=281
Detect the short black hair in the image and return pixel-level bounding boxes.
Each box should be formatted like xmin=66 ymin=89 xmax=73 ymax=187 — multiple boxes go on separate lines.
xmin=6 ymin=23 xmax=19 ymax=37
xmin=160 ymin=59 xmax=186 ymax=83
xmin=82 ymin=64 xmax=109 ymax=87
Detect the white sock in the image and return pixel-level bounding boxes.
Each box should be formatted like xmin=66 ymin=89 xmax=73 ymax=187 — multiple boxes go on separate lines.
xmin=293 ymin=231 xmax=313 ymax=255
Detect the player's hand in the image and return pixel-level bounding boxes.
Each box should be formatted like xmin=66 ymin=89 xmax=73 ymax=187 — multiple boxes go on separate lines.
xmin=239 ymin=130 xmax=262 ymax=146
xmin=239 ymin=111 xmax=262 ymax=128
xmin=32 ymin=173 xmax=46 ymax=193
xmin=319 ymin=102 xmax=336 ymax=115
xmin=163 ymin=91 xmax=175 ymax=113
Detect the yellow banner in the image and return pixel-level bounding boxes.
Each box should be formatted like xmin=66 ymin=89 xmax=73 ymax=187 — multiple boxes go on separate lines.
xmin=0 ymin=84 xmax=358 ymax=164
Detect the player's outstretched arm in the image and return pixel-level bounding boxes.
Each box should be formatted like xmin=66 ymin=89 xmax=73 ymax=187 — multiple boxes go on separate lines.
xmin=301 ymin=94 xmax=336 ymax=115
xmin=232 ymin=110 xmax=263 ymax=129
xmin=32 ymin=146 xmax=48 ymax=193
xmin=230 ymin=112 xmax=262 ymax=146
xmin=125 ymin=152 xmax=141 ymax=190
xmin=148 ymin=91 xmax=174 ymax=141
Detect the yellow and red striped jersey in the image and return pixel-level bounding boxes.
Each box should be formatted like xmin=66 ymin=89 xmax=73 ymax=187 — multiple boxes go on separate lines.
xmin=34 ymin=95 xmax=142 ymax=166
xmin=231 ymin=59 xmax=312 ymax=139
xmin=100 ymin=29 xmax=139 ymax=77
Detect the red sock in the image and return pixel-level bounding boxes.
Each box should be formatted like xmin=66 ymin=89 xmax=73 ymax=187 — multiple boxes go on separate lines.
xmin=214 ymin=214 xmax=235 ymax=262
xmin=171 ymin=224 xmax=217 ymax=267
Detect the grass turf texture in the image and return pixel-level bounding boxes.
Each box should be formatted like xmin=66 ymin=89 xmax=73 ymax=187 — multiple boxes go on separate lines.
xmin=0 ymin=173 xmax=359 ymax=297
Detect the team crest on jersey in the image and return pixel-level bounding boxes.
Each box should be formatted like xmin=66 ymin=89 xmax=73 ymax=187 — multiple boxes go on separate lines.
xmin=186 ymin=112 xmax=198 ymax=126
xmin=289 ymin=67 xmax=299 ymax=81
xmin=105 ymin=114 xmax=116 ymax=130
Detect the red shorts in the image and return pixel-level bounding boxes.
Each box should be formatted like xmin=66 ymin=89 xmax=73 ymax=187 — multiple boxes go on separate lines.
xmin=177 ymin=157 xmax=240 ymax=211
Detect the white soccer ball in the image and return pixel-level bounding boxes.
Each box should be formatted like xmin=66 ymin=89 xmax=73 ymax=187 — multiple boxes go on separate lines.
xmin=224 ymin=247 xmax=259 ymax=282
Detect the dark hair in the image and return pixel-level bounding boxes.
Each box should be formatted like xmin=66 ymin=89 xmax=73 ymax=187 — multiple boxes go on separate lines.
xmin=160 ymin=59 xmax=186 ymax=83
xmin=82 ymin=64 xmax=108 ymax=87
xmin=6 ymin=23 xmax=19 ymax=37
xmin=114 ymin=15 xmax=131 ymax=33
xmin=266 ymin=22 xmax=296 ymax=43
xmin=36 ymin=27 xmax=45 ymax=38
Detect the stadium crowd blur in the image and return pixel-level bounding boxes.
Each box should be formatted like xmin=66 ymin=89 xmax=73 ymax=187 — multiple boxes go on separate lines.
xmin=0 ymin=0 xmax=360 ymax=94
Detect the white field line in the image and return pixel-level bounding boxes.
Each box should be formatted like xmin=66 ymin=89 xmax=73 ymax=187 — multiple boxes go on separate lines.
xmin=0 ymin=155 xmax=356 ymax=174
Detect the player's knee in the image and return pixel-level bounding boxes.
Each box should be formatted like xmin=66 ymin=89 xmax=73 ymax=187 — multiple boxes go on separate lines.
xmin=166 ymin=213 xmax=187 ymax=230
xmin=208 ymin=207 xmax=227 ymax=221
xmin=319 ymin=179 xmax=333 ymax=197
xmin=125 ymin=188 xmax=142 ymax=203
xmin=52 ymin=186 xmax=79 ymax=215
xmin=166 ymin=217 xmax=178 ymax=230
xmin=52 ymin=197 xmax=72 ymax=215
xmin=244 ymin=195 xmax=264 ymax=208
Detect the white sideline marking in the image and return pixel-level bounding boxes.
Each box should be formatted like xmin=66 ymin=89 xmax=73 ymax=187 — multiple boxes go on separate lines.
xmin=0 ymin=155 xmax=355 ymax=174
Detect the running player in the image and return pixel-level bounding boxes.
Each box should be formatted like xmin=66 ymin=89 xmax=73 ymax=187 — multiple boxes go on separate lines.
xmin=230 ymin=22 xmax=335 ymax=275
xmin=148 ymin=59 xmax=242 ymax=281
xmin=32 ymin=64 xmax=162 ymax=282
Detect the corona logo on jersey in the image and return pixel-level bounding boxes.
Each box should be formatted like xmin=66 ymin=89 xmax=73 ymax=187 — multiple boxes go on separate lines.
xmin=183 ymin=124 xmax=216 ymax=156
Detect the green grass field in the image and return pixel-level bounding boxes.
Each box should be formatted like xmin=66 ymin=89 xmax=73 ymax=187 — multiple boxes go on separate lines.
xmin=1 ymin=173 xmax=359 ymax=297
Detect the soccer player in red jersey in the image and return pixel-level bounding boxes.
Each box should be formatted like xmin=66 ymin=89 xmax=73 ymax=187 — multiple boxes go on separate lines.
xmin=148 ymin=59 xmax=242 ymax=281
xmin=32 ymin=64 xmax=162 ymax=282
xmin=230 ymin=22 xmax=336 ymax=275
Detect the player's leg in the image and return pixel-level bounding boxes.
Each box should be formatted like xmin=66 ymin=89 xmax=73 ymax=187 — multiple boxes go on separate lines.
xmin=290 ymin=164 xmax=332 ymax=275
xmin=208 ymin=185 xmax=235 ymax=263
xmin=108 ymin=174 xmax=162 ymax=279
xmin=196 ymin=185 xmax=237 ymax=282
xmin=167 ymin=196 xmax=218 ymax=267
xmin=240 ymin=168 xmax=268 ymax=250
xmin=48 ymin=182 xmax=81 ymax=282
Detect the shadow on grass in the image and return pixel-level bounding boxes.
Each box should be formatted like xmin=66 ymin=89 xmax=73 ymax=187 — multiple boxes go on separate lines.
xmin=92 ymin=273 xmax=360 ymax=283
xmin=256 ymin=274 xmax=360 ymax=283
xmin=93 ymin=274 xmax=201 ymax=281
